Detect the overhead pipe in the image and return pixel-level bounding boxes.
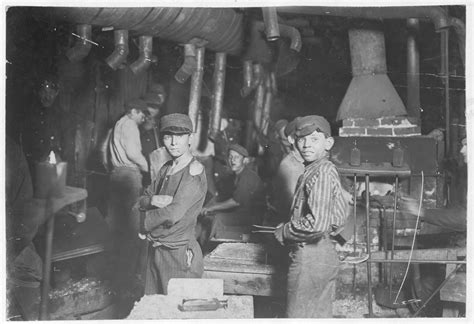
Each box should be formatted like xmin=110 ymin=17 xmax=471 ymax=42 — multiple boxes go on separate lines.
xmin=188 ymin=46 xmax=205 ymax=132
xmin=66 ymin=24 xmax=92 ymax=62
xmin=130 ymin=36 xmax=153 ymax=74
xmin=261 ymin=75 xmax=273 ymax=135
xmin=175 ymin=43 xmax=197 ymax=83
xmin=277 ymin=6 xmax=451 ymax=31
xmin=105 ymin=29 xmax=129 ymax=70
xmin=440 ymin=29 xmax=451 ymax=157
xmin=253 ymin=77 xmax=266 ymax=131
xmin=46 ymin=7 xmax=243 ymax=55
xmin=209 ymin=52 xmax=227 ymax=140
xmin=254 ymin=21 xmax=302 ymax=52
xmin=262 ymin=7 xmax=280 ymax=41
xmin=406 ymin=19 xmax=420 ymax=119
xmin=240 ymin=60 xmax=253 ymax=97
xmin=270 ymin=71 xmax=278 ymax=94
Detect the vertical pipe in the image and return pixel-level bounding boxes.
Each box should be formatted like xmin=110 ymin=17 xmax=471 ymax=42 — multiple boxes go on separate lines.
xmin=262 ymin=7 xmax=280 ymax=41
xmin=407 ymin=19 xmax=420 ymax=118
xmin=39 ymin=212 xmax=54 ymax=320
xmin=365 ymin=174 xmax=373 ymax=317
xmin=240 ymin=60 xmax=253 ymax=97
xmin=440 ymin=29 xmax=450 ymax=156
xmin=352 ymin=174 xmax=357 ymax=293
xmin=253 ymin=81 xmax=266 ymax=131
xmin=389 ymin=176 xmax=399 ymax=300
xmin=188 ymin=46 xmax=205 ymax=132
xmin=209 ymin=52 xmax=227 ymax=140
xmin=261 ymin=75 xmax=273 ymax=135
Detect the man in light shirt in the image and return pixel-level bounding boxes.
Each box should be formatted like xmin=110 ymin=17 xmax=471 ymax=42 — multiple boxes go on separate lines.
xmin=107 ymin=99 xmax=150 ymax=292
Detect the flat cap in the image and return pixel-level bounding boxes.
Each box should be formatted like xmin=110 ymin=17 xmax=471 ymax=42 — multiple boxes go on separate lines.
xmin=284 ymin=117 xmax=300 ymax=137
xmin=295 ymin=115 xmax=331 ymax=137
xmin=160 ymin=113 xmax=193 ymax=134
xmin=228 ymin=144 xmax=249 ymax=157
xmin=126 ymin=98 xmax=149 ymax=113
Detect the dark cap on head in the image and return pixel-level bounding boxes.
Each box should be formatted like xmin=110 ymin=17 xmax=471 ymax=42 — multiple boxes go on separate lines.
xmin=284 ymin=117 xmax=300 ymax=137
xmin=295 ymin=115 xmax=331 ymax=137
xmin=228 ymin=144 xmax=249 ymax=157
xmin=126 ymin=99 xmax=150 ymax=115
xmin=160 ymin=113 xmax=193 ymax=134
xmin=275 ymin=119 xmax=288 ymax=132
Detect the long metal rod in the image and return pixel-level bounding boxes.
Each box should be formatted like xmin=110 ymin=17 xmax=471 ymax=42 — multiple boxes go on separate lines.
xmin=39 ymin=201 xmax=54 ymax=320
xmin=441 ymin=29 xmax=450 ymax=156
xmin=352 ymin=174 xmax=357 ymax=293
xmin=365 ymin=174 xmax=373 ymax=317
xmin=389 ymin=176 xmax=399 ymax=298
xmin=368 ymin=259 xmax=466 ymax=264
xmin=188 ymin=46 xmax=205 ymax=132
xmin=412 ymin=262 xmax=464 ymax=317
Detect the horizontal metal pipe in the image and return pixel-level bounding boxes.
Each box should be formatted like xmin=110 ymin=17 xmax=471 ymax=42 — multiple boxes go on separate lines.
xmin=46 ymin=7 xmax=243 ymax=55
xmin=105 ymin=29 xmax=129 ymax=70
xmin=367 ymin=259 xmax=466 ymax=264
xmin=277 ymin=6 xmax=450 ymax=30
xmin=66 ymin=24 xmax=92 ymax=62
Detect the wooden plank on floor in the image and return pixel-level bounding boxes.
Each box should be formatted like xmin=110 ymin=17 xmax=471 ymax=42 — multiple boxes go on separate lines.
xmin=203 ymin=270 xmax=286 ymax=297
xmin=440 ymin=272 xmax=466 ymax=303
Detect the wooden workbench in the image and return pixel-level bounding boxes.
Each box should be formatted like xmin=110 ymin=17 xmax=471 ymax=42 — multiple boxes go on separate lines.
xmin=203 ymin=243 xmax=286 ymax=297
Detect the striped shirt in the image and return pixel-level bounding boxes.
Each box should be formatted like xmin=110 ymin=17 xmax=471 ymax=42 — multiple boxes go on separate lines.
xmin=283 ymin=154 xmax=347 ymax=242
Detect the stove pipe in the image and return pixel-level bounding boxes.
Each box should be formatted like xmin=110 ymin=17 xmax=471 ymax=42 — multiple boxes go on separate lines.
xmin=337 ymin=28 xmax=407 ymax=121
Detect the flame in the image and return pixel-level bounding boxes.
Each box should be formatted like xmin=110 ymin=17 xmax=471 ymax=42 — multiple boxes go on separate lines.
xmin=48 ymin=151 xmax=57 ymax=164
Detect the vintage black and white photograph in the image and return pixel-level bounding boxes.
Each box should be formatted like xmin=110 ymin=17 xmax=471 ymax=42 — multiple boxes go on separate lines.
xmin=4 ymin=2 xmax=470 ymax=320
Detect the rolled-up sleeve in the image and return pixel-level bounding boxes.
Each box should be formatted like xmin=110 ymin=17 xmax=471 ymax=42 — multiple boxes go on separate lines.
xmin=143 ymin=173 xmax=206 ymax=231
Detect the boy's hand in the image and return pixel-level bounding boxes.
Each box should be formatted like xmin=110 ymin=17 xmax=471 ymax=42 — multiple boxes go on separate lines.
xmin=274 ymin=222 xmax=285 ymax=246
xmin=151 ymin=195 xmax=173 ymax=208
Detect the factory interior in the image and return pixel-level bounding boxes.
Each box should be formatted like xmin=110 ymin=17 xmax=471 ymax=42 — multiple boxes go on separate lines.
xmin=5 ymin=4 xmax=469 ymax=320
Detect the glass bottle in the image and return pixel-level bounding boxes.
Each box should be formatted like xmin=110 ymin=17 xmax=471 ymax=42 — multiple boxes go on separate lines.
xmin=350 ymin=139 xmax=361 ymax=166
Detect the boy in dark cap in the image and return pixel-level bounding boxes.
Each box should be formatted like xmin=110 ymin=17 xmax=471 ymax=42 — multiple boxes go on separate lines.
xmin=199 ymin=143 xmax=265 ymax=245
xmin=135 ymin=113 xmax=207 ymax=294
xmin=274 ymin=115 xmax=348 ymax=318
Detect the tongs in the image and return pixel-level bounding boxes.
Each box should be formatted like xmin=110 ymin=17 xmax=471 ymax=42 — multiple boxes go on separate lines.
xmin=252 ymin=224 xmax=276 ymax=233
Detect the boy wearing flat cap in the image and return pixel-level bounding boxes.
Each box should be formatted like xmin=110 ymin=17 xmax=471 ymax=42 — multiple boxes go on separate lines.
xmin=274 ymin=115 xmax=347 ymax=318
xmin=199 ymin=143 xmax=264 ymax=244
xmin=136 ymin=113 xmax=207 ymax=294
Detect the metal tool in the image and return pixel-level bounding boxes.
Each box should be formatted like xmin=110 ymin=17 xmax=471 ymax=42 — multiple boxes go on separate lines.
xmin=252 ymin=225 xmax=276 ymax=230
xmin=178 ymin=298 xmax=228 ymax=312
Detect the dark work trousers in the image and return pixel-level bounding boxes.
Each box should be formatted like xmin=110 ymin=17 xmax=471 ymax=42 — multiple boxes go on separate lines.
xmin=145 ymin=238 xmax=204 ymax=295
xmin=107 ymin=167 xmax=143 ymax=287
xmin=286 ymin=236 xmax=340 ymax=318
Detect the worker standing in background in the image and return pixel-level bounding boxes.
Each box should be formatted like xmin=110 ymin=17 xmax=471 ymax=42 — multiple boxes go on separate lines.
xmin=266 ymin=117 xmax=305 ymax=225
xmin=274 ymin=115 xmax=348 ymax=318
xmin=198 ymin=144 xmax=265 ymax=245
xmin=135 ymin=113 xmax=207 ymax=294
xmin=107 ymin=99 xmax=150 ymax=293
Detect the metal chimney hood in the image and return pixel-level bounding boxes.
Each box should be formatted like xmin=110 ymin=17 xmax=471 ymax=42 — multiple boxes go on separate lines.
xmin=337 ymin=28 xmax=407 ymax=121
